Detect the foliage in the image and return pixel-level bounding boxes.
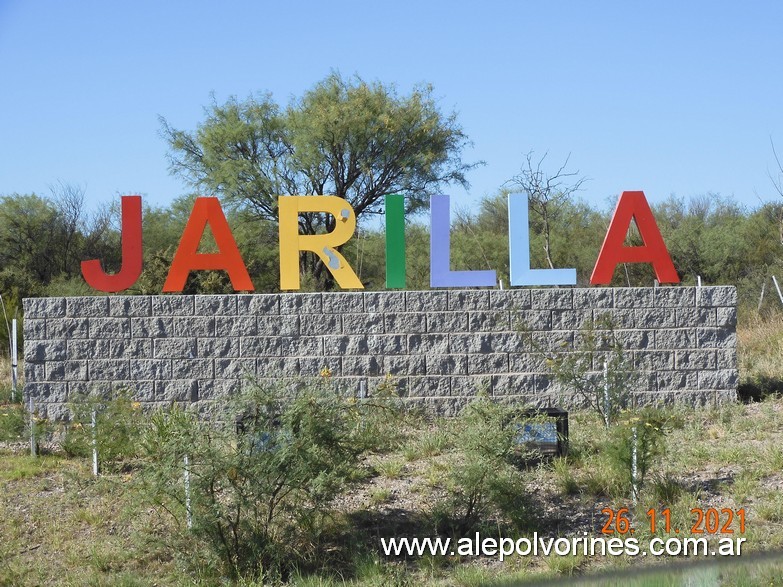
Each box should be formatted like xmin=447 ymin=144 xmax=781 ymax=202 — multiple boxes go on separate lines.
xmin=603 ymin=408 xmax=668 ymax=498
xmin=139 ymin=378 xmax=402 ymax=582
xmin=62 ymin=388 xmax=145 ymax=470
xmin=162 ymin=72 xmax=475 ymax=222
xmin=434 ymin=397 xmax=533 ymax=535
xmin=0 ymin=401 xmax=25 ymax=441
xmin=541 ymin=314 xmax=636 ymax=428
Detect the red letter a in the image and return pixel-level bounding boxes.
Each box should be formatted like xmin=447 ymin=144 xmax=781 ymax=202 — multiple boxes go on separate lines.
xmin=163 ymin=197 xmax=254 ymax=292
xmin=81 ymin=195 xmax=143 ymax=292
xmin=590 ymin=191 xmax=679 ymax=285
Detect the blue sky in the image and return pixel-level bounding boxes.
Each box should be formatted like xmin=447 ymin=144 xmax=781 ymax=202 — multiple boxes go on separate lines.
xmin=1 ymin=1 xmax=782 ymax=217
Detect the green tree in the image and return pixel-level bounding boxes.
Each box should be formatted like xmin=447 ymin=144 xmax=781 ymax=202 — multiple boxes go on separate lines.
xmin=161 ymin=72 xmax=477 ymax=287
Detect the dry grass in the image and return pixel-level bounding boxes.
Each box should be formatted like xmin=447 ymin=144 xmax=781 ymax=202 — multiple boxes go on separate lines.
xmin=737 ymin=312 xmax=783 ymax=382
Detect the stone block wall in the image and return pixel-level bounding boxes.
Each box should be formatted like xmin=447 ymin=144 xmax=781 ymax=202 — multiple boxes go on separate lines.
xmin=23 ymin=286 xmax=738 ymax=419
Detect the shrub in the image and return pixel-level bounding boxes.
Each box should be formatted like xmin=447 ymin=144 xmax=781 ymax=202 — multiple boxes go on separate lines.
xmin=61 ymin=388 xmax=145 ymax=470
xmin=434 ymin=398 xmax=533 ymax=535
xmin=603 ymin=408 xmax=668 ymax=498
xmin=139 ymin=378 xmax=402 ymax=583
xmin=539 ymin=314 xmax=636 ymax=428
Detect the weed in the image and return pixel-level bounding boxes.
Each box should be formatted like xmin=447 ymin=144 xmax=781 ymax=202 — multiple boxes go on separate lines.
xmin=552 ymin=457 xmax=579 ymax=496
xmin=374 ymin=458 xmax=406 ymax=479
xmin=368 ymin=487 xmax=393 ymax=506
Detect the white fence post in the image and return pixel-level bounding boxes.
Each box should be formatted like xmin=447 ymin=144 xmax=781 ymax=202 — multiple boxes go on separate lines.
xmin=11 ymin=318 xmax=17 ymax=402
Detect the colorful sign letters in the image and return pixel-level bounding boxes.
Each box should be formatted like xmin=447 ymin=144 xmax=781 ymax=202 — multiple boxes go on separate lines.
xmin=80 ymin=191 xmax=679 ymax=293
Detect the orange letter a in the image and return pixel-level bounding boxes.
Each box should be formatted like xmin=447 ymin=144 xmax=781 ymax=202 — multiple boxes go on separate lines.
xmin=163 ymin=197 xmax=254 ymax=292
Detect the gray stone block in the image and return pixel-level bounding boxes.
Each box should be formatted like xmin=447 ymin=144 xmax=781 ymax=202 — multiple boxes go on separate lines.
xmin=508 ymin=352 xmax=549 ymax=372
xmin=174 ymin=316 xmax=216 ymax=337
xmin=280 ymin=293 xmax=322 ymax=314
xmin=655 ymin=329 xmax=696 ymax=350
xmin=131 ymin=316 xmax=174 ymax=338
xmin=426 ymin=312 xmax=468 ymax=333
xmin=512 ymin=310 xmax=552 ymax=331
xmin=675 ymin=350 xmax=717 ymax=370
xmin=110 ymin=339 xmax=153 ymax=359
xmin=24 ymin=362 xmax=45 ymax=382
xmin=717 ymin=307 xmax=737 ymax=328
xmin=655 ymin=287 xmax=696 ymax=307
xmin=195 ymin=295 xmax=237 ymax=316
xmin=299 ymin=314 xmax=340 ymax=336
xmin=89 ymin=359 xmax=130 ymax=380
xmin=67 ymin=339 xmax=110 ymax=360
xmin=152 ymin=296 xmax=194 ymax=316
xmin=468 ymin=311 xmax=510 ymax=332
xmin=656 ymin=370 xmax=698 ymax=391
xmin=697 ymin=286 xmax=737 ymax=307
xmin=613 ymin=329 xmax=653 ymax=350
xmin=593 ymin=309 xmax=635 ymax=329
xmin=47 ymin=318 xmax=89 ymax=339
xmin=408 ymin=333 xmax=449 ymax=354
xmin=697 ymin=328 xmax=737 ymax=349
xmin=406 ymin=290 xmax=448 ymax=312
xmin=130 ymin=359 xmax=173 ymax=381
xmin=237 ymin=294 xmax=279 ymax=315
xmin=490 ymin=289 xmax=532 ymax=310
xmin=25 ymin=340 xmax=66 ymax=362
xmin=634 ymin=309 xmax=677 ymax=329
xmin=367 ymin=334 xmax=407 ymax=355
xmin=697 ymin=369 xmax=739 ymax=390
xmin=32 ymin=382 xmax=68 ymax=403
xmin=300 ymin=357 xmax=340 ymax=376
xmin=342 ymin=355 xmax=383 ymax=376
xmin=90 ymin=318 xmax=131 ymax=339
xmin=342 ymin=313 xmax=384 ymax=334
xmin=197 ymin=378 xmax=241 ymax=401
xmin=385 ymin=313 xmax=426 ymax=334
xmin=323 ymin=335 xmax=368 ymax=355
xmin=156 ymin=379 xmax=199 ymax=402
xmin=172 ymin=359 xmax=214 ymax=379
xmin=448 ymin=290 xmax=490 ymax=311
xmin=613 ymin=288 xmax=654 ymax=308
xmin=676 ymin=308 xmax=717 ymax=328
xmin=24 ymin=297 xmax=65 ymax=318
xmin=551 ymin=310 xmax=592 ymax=330
xmin=24 ymin=318 xmax=46 ymax=340
xmin=634 ymin=350 xmax=675 ymax=370
xmin=154 ymin=338 xmax=197 ymax=359
xmin=426 ymin=354 xmax=467 ymax=376
xmin=573 ymin=288 xmax=613 ymax=308
xmin=407 ymin=376 xmax=450 ymax=397
xmin=531 ymin=289 xmax=573 ymax=310
xmin=46 ymin=360 xmax=88 ymax=381
xmin=282 ymin=336 xmax=323 ymax=357
xmin=240 ymin=337 xmax=282 ymax=357
xmin=492 ymin=373 xmax=536 ymax=396
xmin=385 ymin=355 xmax=426 ymax=376
xmin=258 ymin=315 xmax=299 ymax=336
xmin=365 ymin=291 xmax=406 ymax=313
xmin=215 ymin=358 xmax=256 ymax=379
xmin=450 ymin=375 xmax=492 ymax=396
xmin=717 ymin=349 xmax=737 ymax=369
xmin=67 ymin=296 xmax=109 ymax=317
xmin=467 ymin=353 xmax=508 ymax=374
xmin=215 ymin=316 xmax=257 ymax=337
xmin=198 ymin=338 xmax=239 ymax=358
xmin=322 ymin=292 xmax=365 ymax=314
xmin=109 ymin=296 xmax=152 ymax=317
xmin=257 ymin=357 xmax=300 ymax=377
xmin=530 ymin=330 xmax=574 ymax=352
